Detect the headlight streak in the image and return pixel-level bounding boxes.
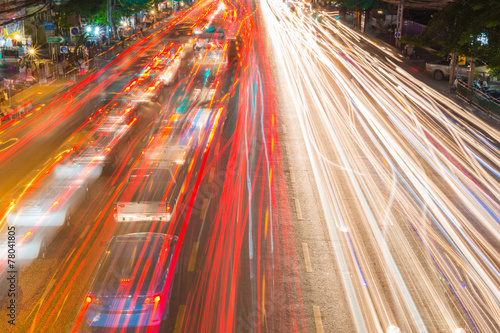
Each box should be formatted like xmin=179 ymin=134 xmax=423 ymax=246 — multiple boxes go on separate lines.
xmin=262 ymin=0 xmax=500 ymax=332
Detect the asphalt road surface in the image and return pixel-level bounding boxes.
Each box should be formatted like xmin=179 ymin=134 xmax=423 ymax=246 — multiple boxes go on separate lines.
xmin=1 ymin=0 xmax=500 ymax=332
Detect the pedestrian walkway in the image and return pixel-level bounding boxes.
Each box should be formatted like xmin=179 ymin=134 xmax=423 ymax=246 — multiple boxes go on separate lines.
xmin=1 ymin=15 xmax=176 ymax=124
xmin=353 ymin=24 xmax=500 ymax=126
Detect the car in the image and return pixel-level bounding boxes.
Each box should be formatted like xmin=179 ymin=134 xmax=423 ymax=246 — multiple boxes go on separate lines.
xmin=84 ymin=233 xmax=178 ymax=331
xmin=7 ymin=164 xmax=94 ymax=259
xmin=425 ymin=59 xmax=490 ymax=81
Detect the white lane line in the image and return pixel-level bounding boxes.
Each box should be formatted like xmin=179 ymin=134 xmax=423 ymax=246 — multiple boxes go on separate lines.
xmin=55 ymin=293 xmax=70 ymax=323
xmin=313 ymin=306 xmax=325 ymax=333
xmin=294 ymin=198 xmax=303 ymax=220
xmin=289 ymin=167 xmax=295 ymax=183
xmin=80 ymin=225 xmax=90 ymax=239
xmin=200 ymin=198 xmax=209 ymax=220
xmin=187 ymin=242 xmax=199 ymax=272
xmin=173 ymin=305 xmax=186 ymax=333
xmin=208 ymin=167 xmax=215 ymax=183
xmin=302 ymin=243 xmax=313 ymax=273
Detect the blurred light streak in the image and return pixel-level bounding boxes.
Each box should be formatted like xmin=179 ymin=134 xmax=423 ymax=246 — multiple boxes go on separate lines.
xmin=260 ymin=0 xmax=500 ymax=331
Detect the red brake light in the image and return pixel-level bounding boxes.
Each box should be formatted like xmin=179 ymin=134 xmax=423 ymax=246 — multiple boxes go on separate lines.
xmin=143 ymin=295 xmax=160 ymax=305
xmin=86 ymin=296 xmax=103 ymax=305
xmin=166 ymin=205 xmax=171 ymax=212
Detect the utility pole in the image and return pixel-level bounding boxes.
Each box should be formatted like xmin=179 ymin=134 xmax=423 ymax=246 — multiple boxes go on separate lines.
xmin=449 ymin=53 xmax=456 ymax=90
xmin=396 ymin=0 xmax=404 ymax=49
xmin=47 ymin=0 xmax=53 ymax=61
xmin=468 ymin=58 xmax=475 ymax=88
xmin=107 ymin=0 xmax=116 ymax=42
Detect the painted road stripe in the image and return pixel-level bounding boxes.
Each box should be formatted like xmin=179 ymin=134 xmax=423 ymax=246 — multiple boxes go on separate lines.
xmin=187 ymin=242 xmax=199 ymax=272
xmin=173 ymin=305 xmax=186 ymax=333
xmin=294 ymin=198 xmax=303 ymax=220
xmin=313 ymin=306 xmax=325 ymax=333
xmin=200 ymin=198 xmax=209 ymax=220
xmin=80 ymin=225 xmax=90 ymax=239
xmin=208 ymin=167 xmax=215 ymax=183
xmin=289 ymin=167 xmax=295 ymax=183
xmin=302 ymin=243 xmax=313 ymax=273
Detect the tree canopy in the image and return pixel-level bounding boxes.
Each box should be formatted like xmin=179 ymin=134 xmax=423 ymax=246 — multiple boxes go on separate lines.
xmin=414 ymin=0 xmax=500 ymax=71
xmin=335 ymin=0 xmax=379 ymax=10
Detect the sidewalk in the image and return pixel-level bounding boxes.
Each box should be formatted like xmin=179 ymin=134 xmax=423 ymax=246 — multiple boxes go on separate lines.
xmin=352 ymin=22 xmax=500 ymax=125
xmin=1 ymin=15 xmax=176 ymax=123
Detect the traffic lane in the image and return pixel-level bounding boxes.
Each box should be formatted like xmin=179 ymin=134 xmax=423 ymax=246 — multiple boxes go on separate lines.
xmin=0 ymin=29 xmax=189 ymax=208
xmin=0 ymin=116 xmax=157 ymax=332
xmin=0 ymin=7 xmax=202 ymax=167
xmin=323 ymin=20 xmax=500 ymax=154
xmin=316 ymin=21 xmax=500 ymax=330
xmin=161 ymin=58 xmax=279 ymax=333
xmin=287 ymin=38 xmax=472 ymax=332
xmin=160 ymin=109 xmax=232 ymax=332
xmin=268 ymin=7 xmax=486 ymax=330
xmin=0 ymin=3 xmax=225 ymax=328
xmin=22 ymin=49 xmax=225 ymax=332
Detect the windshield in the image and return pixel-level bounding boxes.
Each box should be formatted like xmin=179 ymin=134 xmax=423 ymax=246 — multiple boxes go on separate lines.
xmin=92 ymin=235 xmax=167 ymax=296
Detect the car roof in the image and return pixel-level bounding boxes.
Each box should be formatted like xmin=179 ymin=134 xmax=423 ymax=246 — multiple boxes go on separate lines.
xmin=90 ymin=233 xmax=177 ymax=296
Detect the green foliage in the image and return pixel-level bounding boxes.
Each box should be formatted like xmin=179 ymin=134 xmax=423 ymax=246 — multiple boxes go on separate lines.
xmin=59 ymin=0 xmax=107 ymax=24
xmin=53 ymin=10 xmax=72 ymax=32
xmin=416 ymin=0 xmax=500 ymax=71
xmin=336 ymin=0 xmax=379 ymax=10
xmin=117 ymin=0 xmax=161 ymax=17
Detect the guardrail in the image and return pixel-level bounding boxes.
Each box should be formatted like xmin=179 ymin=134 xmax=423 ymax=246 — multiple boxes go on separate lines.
xmin=456 ymin=80 xmax=500 ymax=116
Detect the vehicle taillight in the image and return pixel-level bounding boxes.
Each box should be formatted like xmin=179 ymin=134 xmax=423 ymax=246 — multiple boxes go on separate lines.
xmin=143 ymin=295 xmax=161 ymax=305
xmin=86 ymin=296 xmax=103 ymax=305
xmin=166 ymin=205 xmax=171 ymax=213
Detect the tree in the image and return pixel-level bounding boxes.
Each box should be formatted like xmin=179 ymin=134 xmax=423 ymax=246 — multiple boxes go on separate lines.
xmin=412 ymin=0 xmax=500 ymax=74
xmin=58 ymin=0 xmax=107 ymax=24
xmin=336 ymin=0 xmax=380 ymax=31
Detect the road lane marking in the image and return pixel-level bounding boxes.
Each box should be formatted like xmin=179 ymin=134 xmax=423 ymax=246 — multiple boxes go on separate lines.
xmin=187 ymin=242 xmax=199 ymax=272
xmin=54 ymin=293 xmax=69 ymax=323
xmin=313 ymin=306 xmax=324 ymax=333
xmin=294 ymin=198 xmax=303 ymax=220
xmin=28 ymin=277 xmax=57 ymax=332
xmin=264 ymin=209 xmax=269 ymax=239
xmin=302 ymin=243 xmax=313 ymax=273
xmin=173 ymin=305 xmax=186 ymax=333
xmin=289 ymin=167 xmax=295 ymax=183
xmin=208 ymin=167 xmax=215 ymax=183
xmin=80 ymin=225 xmax=90 ymax=239
xmin=197 ymin=198 xmax=210 ymax=243
xmin=200 ymin=198 xmax=209 ymax=220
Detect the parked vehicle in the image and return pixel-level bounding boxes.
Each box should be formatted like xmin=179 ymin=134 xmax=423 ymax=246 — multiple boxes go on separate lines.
xmin=426 ymin=59 xmax=490 ymax=81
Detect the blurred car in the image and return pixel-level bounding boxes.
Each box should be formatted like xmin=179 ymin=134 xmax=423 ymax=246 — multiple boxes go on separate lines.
xmin=84 ymin=233 xmax=178 ymax=331
xmin=7 ymin=164 xmax=95 ymax=259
